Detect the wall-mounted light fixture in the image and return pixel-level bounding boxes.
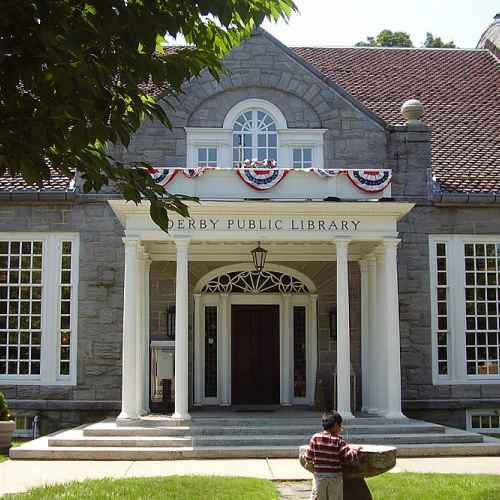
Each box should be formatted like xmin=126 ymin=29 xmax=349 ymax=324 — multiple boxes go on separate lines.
xmin=251 ymin=241 xmax=268 ymax=273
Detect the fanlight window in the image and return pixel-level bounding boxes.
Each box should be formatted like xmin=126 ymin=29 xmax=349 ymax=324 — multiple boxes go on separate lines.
xmin=232 ymin=110 xmax=278 ymax=166
xmin=201 ymin=270 xmax=309 ymax=294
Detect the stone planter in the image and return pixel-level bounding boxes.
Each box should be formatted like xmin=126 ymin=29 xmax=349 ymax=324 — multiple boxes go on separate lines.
xmin=0 ymin=421 xmax=16 ymax=451
xmin=299 ymin=444 xmax=397 ymax=500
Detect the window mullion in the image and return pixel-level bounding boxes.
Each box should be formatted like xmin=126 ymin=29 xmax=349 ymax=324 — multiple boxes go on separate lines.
xmin=40 ymin=236 xmax=60 ymax=385
xmin=252 ymin=110 xmax=257 ymax=160
xmin=451 ymin=239 xmax=467 ymax=382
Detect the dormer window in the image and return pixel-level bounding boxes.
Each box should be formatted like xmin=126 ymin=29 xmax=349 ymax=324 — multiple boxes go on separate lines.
xmin=185 ymin=98 xmax=327 ymax=169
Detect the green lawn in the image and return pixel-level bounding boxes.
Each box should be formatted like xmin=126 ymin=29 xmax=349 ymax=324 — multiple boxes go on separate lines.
xmin=2 ymin=473 xmax=500 ymax=500
xmin=367 ymin=473 xmax=500 ymax=500
xmin=3 ymin=476 xmax=278 ymax=500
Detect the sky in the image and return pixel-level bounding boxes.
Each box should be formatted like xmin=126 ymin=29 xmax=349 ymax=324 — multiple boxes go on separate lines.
xmin=262 ymin=0 xmax=499 ymax=48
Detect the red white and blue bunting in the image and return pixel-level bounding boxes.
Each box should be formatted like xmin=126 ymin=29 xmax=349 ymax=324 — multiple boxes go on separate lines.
xmin=148 ymin=166 xmax=392 ymax=192
xmin=148 ymin=167 xmax=177 ymax=186
xmin=346 ymin=169 xmax=392 ymax=193
xmin=236 ymin=167 xmax=288 ymax=190
xmin=314 ymin=169 xmax=341 ymax=177
xmin=182 ymin=167 xmax=210 ymax=179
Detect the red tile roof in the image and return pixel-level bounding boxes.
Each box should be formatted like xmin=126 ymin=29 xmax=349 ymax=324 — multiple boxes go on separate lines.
xmin=293 ymin=46 xmax=500 ymax=193
xmin=0 ymin=169 xmax=74 ymax=192
xmin=3 ymin=45 xmax=499 ymax=194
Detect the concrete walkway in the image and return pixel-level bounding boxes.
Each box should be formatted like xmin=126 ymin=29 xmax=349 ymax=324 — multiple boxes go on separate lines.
xmin=1 ymin=457 xmax=500 ymax=496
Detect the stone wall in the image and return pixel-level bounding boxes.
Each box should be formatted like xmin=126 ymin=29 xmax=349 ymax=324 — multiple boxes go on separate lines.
xmin=110 ymin=29 xmax=388 ymax=173
xmin=150 ymin=260 xmax=361 ymax=410
xmin=0 ymin=201 xmax=124 ymax=432
xmin=399 ymin=204 xmax=500 ymax=413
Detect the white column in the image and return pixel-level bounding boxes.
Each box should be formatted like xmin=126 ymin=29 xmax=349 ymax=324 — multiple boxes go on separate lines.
xmin=336 ymin=239 xmax=354 ymax=419
xmin=220 ymin=293 xmax=231 ymax=406
xmin=374 ymin=248 xmax=387 ymax=415
xmin=365 ymin=255 xmax=378 ymax=414
xmin=118 ymin=237 xmax=140 ymax=421
xmin=359 ymin=260 xmax=369 ymax=413
xmin=172 ymin=237 xmax=191 ymax=421
xmin=281 ymin=294 xmax=292 ymax=405
xmin=382 ymin=239 xmax=405 ymax=419
xmin=143 ymin=256 xmax=151 ymax=414
xmin=136 ymin=245 xmax=146 ymax=416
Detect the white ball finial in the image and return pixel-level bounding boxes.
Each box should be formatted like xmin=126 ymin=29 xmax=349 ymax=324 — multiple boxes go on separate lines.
xmin=401 ymin=99 xmax=424 ymax=124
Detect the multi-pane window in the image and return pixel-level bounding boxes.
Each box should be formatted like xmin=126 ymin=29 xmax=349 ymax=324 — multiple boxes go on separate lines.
xmin=469 ymin=409 xmax=500 ymax=434
xmin=233 ymin=110 xmax=277 ymax=166
xmin=204 ymin=306 xmax=217 ymax=398
xmin=197 ymin=147 xmax=217 ymax=168
xmin=292 ymin=148 xmax=313 ymax=168
xmin=0 ymin=234 xmax=78 ymax=384
xmin=293 ymin=306 xmax=307 ymax=398
xmin=434 ymin=242 xmax=449 ymax=375
xmin=464 ymin=243 xmax=500 ymax=376
xmin=0 ymin=241 xmax=43 ymax=376
xmin=431 ymin=237 xmax=500 ymax=383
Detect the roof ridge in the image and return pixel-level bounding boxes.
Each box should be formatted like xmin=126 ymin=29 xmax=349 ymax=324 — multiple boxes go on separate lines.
xmin=292 ymin=45 xmax=489 ymax=52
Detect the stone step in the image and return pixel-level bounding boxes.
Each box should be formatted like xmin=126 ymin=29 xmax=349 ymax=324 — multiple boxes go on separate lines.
xmin=192 ymin=432 xmax=483 ymax=447
xmin=127 ymin=416 xmax=415 ymax=428
xmin=49 ymin=431 xmax=192 ymax=448
xmin=84 ymin=421 xmax=444 ymax=438
xmin=11 ymin=439 xmax=500 ymax=461
xmin=189 ymin=416 xmax=412 ymax=427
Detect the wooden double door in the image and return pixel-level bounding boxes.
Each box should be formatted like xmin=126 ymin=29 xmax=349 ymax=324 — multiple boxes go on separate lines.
xmin=231 ymin=304 xmax=280 ymax=405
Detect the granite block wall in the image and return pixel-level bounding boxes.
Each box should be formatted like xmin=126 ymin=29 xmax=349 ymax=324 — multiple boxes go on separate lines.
xmin=110 ymin=29 xmax=388 ymax=174
xmin=398 ymin=205 xmax=500 ymax=412
xmin=0 ymin=201 xmax=124 ymax=432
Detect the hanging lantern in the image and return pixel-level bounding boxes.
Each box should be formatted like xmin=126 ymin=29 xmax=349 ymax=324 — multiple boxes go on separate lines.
xmin=251 ymin=242 xmax=268 ymax=273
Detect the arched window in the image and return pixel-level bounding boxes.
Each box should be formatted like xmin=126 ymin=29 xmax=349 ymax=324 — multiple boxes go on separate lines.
xmin=232 ymin=110 xmax=278 ymax=166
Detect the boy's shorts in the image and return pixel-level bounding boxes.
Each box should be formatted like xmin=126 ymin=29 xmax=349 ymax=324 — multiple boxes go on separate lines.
xmin=311 ymin=473 xmax=343 ymax=500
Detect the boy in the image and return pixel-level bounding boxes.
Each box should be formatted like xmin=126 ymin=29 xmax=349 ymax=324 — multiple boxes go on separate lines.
xmin=305 ymin=411 xmax=360 ymax=500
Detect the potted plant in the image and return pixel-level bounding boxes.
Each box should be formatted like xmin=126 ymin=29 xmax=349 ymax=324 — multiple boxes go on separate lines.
xmin=0 ymin=392 xmax=15 ymax=450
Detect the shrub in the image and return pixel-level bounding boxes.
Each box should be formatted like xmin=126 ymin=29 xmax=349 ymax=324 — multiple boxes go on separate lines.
xmin=0 ymin=393 xmax=11 ymax=421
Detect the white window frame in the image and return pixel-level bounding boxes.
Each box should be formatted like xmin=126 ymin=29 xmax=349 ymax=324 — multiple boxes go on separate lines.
xmin=196 ymin=146 xmax=218 ymax=168
xmin=0 ymin=232 xmax=79 ymax=386
xmin=185 ymin=99 xmax=327 ymax=169
xmin=292 ymin=146 xmax=314 ymax=168
xmin=467 ymin=408 xmax=500 ymax=434
xmin=430 ymin=235 xmax=500 ymax=385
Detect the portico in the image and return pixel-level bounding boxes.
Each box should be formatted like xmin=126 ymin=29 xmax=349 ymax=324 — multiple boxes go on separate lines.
xmin=110 ymin=191 xmax=413 ymax=423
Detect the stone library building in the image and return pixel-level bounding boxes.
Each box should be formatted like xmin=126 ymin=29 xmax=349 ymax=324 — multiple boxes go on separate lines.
xmin=2 ymin=17 xmax=500 ymax=458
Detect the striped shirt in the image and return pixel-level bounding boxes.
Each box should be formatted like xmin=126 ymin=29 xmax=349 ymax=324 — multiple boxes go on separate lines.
xmin=305 ymin=431 xmax=358 ymax=474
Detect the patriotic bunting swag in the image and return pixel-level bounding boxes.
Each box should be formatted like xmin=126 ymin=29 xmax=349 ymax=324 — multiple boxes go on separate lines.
xmin=148 ymin=166 xmax=392 ymax=193
xmin=148 ymin=167 xmax=177 ymax=186
xmin=346 ymin=169 xmax=392 ymax=193
xmin=315 ymin=169 xmax=341 ymax=177
xmin=236 ymin=167 xmax=288 ymax=190
xmin=182 ymin=167 xmax=209 ymax=179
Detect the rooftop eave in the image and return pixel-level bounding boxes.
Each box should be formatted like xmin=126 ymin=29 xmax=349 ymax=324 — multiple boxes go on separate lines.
xmin=432 ymin=192 xmax=500 ymax=206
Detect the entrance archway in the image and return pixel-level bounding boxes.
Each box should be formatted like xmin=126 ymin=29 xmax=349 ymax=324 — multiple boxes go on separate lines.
xmin=193 ymin=264 xmax=318 ymax=406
